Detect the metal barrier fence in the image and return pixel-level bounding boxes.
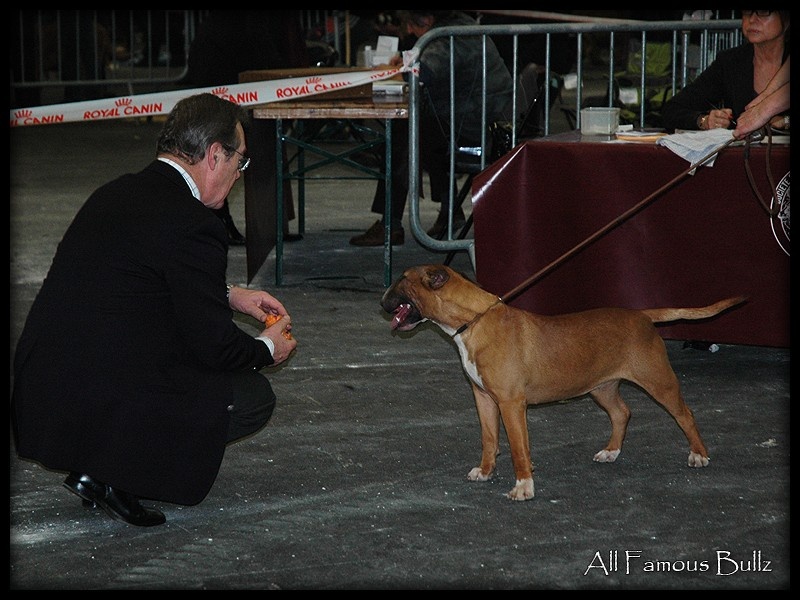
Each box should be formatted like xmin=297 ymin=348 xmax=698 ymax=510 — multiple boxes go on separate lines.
xmin=405 ymin=18 xmax=743 ymax=258
xmin=9 ymin=9 xmax=349 ymax=106
xmin=9 ymin=10 xmax=208 ymax=105
xmin=11 ymin=11 xmax=743 ymax=265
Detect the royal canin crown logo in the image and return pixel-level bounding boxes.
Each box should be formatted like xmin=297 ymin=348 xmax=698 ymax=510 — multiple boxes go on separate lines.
xmin=115 ymin=98 xmax=133 ymax=107
xmin=15 ymin=109 xmax=33 ymax=119
xmin=306 ymin=77 xmax=322 ymax=84
xmin=212 ymin=87 xmax=229 ymax=97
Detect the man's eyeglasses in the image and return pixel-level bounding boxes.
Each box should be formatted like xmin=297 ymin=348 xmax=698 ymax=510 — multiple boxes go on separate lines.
xmin=742 ymin=10 xmax=773 ymax=17
xmin=224 ymin=145 xmax=251 ymax=172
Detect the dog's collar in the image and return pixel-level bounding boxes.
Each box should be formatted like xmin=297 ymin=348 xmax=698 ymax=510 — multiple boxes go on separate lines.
xmin=453 ymin=297 xmax=503 ymax=337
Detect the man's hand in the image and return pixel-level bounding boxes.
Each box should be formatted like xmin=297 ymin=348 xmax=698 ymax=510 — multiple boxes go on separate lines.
xmin=228 ymin=286 xmax=288 ymax=323
xmin=262 ymin=314 xmax=297 ymax=365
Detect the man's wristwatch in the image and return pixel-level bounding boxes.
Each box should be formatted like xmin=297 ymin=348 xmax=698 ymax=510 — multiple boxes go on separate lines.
xmin=697 ymin=113 xmax=709 ymax=130
xmin=226 ymin=283 xmax=234 ymax=299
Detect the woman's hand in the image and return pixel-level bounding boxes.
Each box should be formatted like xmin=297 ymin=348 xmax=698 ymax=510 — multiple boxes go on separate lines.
xmin=700 ymin=108 xmax=735 ymax=130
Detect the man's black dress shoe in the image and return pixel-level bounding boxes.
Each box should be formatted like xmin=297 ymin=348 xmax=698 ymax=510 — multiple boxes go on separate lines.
xmin=227 ymin=228 xmax=246 ymax=246
xmin=63 ymin=472 xmax=166 ymax=527
xmin=63 ymin=472 xmax=100 ymax=508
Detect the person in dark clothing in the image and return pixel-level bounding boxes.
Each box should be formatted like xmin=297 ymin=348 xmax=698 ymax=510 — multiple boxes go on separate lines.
xmin=11 ymin=93 xmax=297 ymax=527
xmin=186 ymin=10 xmax=310 ymax=245
xmin=661 ymin=10 xmax=789 ymax=132
xmin=478 ymin=11 xmax=575 ymax=138
xmin=349 ymin=10 xmax=513 ymax=246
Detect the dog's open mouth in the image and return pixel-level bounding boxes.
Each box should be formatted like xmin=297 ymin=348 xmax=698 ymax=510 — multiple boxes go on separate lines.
xmin=389 ymin=302 xmax=422 ymax=331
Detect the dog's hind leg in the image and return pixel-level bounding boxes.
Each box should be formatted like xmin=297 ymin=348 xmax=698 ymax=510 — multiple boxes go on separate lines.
xmin=640 ymin=375 xmax=709 ymax=467
xmin=590 ymin=381 xmax=631 ymax=463
xmin=467 ymin=385 xmax=501 ymax=483
xmin=632 ymin=351 xmax=710 ymax=467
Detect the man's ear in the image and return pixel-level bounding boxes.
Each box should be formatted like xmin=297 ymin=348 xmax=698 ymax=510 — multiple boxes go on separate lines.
xmin=207 ymin=142 xmax=223 ymax=170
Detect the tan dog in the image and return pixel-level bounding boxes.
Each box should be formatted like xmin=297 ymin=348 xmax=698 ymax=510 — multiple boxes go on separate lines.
xmin=381 ymin=265 xmax=745 ymax=501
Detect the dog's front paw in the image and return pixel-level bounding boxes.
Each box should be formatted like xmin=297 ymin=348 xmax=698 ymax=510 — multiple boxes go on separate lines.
xmin=467 ymin=467 xmax=493 ymax=482
xmin=687 ymin=452 xmax=709 ymax=467
xmin=593 ymin=449 xmax=621 ymax=463
xmin=506 ymin=478 xmax=534 ymax=501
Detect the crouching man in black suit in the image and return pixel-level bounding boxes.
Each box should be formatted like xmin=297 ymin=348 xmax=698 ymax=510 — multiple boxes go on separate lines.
xmin=11 ymin=93 xmax=297 ymax=526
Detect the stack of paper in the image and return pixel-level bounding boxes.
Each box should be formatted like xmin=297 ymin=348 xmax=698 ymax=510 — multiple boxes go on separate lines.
xmin=373 ymin=81 xmax=407 ymax=96
xmin=371 ymin=35 xmax=399 ymax=66
xmin=656 ymin=129 xmax=734 ymax=168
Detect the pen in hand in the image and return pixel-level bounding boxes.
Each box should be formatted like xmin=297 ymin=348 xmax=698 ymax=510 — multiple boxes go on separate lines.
xmin=708 ymin=101 xmax=737 ymax=126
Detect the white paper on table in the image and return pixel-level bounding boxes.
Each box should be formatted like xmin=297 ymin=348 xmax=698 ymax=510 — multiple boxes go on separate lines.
xmin=372 ymin=35 xmax=399 ymax=66
xmin=372 ymin=81 xmax=408 ymax=95
xmin=376 ymin=35 xmax=399 ymax=53
xmin=656 ymin=129 xmax=734 ymax=172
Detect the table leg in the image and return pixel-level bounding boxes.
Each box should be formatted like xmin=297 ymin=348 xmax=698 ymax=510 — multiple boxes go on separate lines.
xmin=244 ymin=118 xmax=291 ymax=284
xmin=264 ymin=115 xmax=399 ymax=287
xmin=297 ymin=121 xmax=306 ymax=236
xmin=275 ymin=118 xmax=284 ymax=286
xmin=383 ymin=118 xmax=393 ymax=288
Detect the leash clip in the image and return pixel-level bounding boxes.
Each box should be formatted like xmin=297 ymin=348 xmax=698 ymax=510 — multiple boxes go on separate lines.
xmin=747 ymin=128 xmax=766 ymax=143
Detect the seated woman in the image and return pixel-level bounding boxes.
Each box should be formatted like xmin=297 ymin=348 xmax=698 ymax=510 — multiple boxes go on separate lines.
xmin=662 ymin=10 xmax=789 ymax=135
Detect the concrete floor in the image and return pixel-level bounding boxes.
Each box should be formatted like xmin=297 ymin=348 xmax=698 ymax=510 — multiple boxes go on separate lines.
xmin=9 ymin=108 xmax=790 ymax=589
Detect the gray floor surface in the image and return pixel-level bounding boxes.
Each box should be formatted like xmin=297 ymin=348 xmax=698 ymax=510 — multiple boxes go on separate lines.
xmin=9 ymin=105 xmax=789 ymax=590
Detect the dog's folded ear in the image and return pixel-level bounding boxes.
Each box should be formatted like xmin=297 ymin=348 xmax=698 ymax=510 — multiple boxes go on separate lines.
xmin=424 ymin=265 xmax=451 ymax=290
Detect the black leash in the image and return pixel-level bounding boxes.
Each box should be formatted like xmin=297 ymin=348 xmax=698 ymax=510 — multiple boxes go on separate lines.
xmin=498 ymin=133 xmax=747 ymax=305
xmin=743 ymin=127 xmax=781 ymax=217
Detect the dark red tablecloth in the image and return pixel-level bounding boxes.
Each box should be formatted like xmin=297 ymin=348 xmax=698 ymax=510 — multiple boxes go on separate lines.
xmin=473 ymin=133 xmax=790 ymax=347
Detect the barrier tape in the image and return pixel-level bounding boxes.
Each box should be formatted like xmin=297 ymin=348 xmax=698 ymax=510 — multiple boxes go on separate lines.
xmin=10 ymin=63 xmax=415 ymax=128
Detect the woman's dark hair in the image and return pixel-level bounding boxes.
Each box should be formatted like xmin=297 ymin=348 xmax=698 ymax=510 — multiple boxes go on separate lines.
xmin=156 ymin=93 xmax=250 ymax=164
xmin=776 ymin=10 xmax=790 ymax=59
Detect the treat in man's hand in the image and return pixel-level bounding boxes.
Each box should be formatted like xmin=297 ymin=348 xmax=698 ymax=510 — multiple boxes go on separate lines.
xmin=265 ymin=313 xmax=293 ymax=339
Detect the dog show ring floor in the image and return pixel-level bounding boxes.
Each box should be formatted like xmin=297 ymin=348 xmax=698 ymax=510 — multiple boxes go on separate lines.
xmin=10 ymin=118 xmax=789 ymax=590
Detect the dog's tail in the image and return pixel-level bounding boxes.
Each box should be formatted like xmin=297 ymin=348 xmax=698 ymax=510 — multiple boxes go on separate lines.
xmin=642 ymin=296 xmax=747 ymax=324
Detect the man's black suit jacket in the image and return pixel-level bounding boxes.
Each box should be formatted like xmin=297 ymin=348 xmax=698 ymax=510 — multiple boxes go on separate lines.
xmin=12 ymin=160 xmax=273 ymax=505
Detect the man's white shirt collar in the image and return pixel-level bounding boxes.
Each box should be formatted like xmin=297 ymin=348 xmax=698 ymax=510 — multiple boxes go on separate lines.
xmin=158 ymin=157 xmax=201 ymax=201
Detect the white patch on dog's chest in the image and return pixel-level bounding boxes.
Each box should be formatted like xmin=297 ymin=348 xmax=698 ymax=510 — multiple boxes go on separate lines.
xmin=454 ymin=335 xmax=484 ymax=388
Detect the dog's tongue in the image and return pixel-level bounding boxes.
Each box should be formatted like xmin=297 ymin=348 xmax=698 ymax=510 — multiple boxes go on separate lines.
xmin=391 ymin=303 xmax=412 ymax=330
